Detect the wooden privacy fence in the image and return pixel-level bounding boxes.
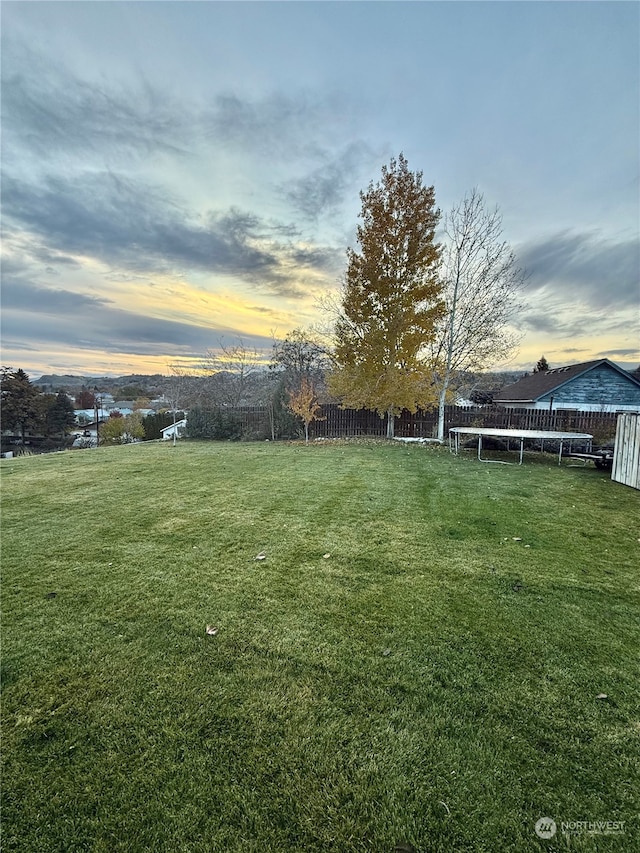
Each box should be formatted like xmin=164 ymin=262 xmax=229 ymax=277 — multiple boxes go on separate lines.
xmin=228 ymin=404 xmax=621 ymax=442
xmin=612 ymin=413 xmax=640 ymax=490
xmin=313 ymin=405 xmax=620 ymax=441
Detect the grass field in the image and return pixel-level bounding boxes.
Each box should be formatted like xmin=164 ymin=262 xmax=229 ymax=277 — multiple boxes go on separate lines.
xmin=1 ymin=440 xmax=638 ymax=852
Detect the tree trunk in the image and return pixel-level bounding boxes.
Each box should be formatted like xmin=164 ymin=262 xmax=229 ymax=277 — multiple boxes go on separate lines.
xmin=268 ymin=401 xmax=275 ymax=441
xmin=437 ymin=383 xmax=448 ymax=442
xmin=386 ymin=409 xmax=395 ymax=439
xmin=304 ymin=422 xmax=309 ymax=444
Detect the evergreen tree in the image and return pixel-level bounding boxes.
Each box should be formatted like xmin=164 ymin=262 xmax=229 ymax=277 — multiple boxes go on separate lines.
xmin=329 ymin=154 xmax=443 ymax=437
xmin=0 ymin=367 xmax=40 ymax=442
xmin=533 ymin=356 xmax=549 ymax=373
xmin=46 ymin=391 xmax=76 ymax=438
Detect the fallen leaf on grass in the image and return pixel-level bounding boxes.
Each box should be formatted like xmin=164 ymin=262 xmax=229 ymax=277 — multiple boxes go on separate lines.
xmin=205 ymin=625 xmax=219 ymax=636
xmin=382 ymin=648 xmax=392 ymax=656
xmin=323 ymin=553 xmax=331 ymax=559
xmin=512 ymin=537 xmax=522 ymax=542
xmin=596 ymin=693 xmax=608 ymax=700
xmin=255 ymin=553 xmax=266 ymax=560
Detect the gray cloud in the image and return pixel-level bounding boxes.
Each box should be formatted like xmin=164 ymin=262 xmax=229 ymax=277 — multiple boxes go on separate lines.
xmin=2 ymin=280 xmax=112 ymax=313
xmin=2 ymin=39 xmax=367 ymax=185
xmin=1 ymin=281 xmax=273 ymax=357
xmin=518 ymin=311 xmax=567 ymax=335
xmin=518 ymin=231 xmax=639 ymax=309
xmin=282 ymin=141 xmax=379 ymax=220
xmin=2 ymin=172 xmax=339 ymax=296
xmin=0 ymin=340 xmax=40 ymax=353
xmin=519 ymin=300 xmax=635 ymax=338
xmin=204 ymin=90 xmax=355 ymax=161
xmin=28 ymin=247 xmax=81 ymax=268
xmin=2 ymin=40 xmax=188 ymax=165
xmin=2 ymin=38 xmax=351 ymax=303
xmin=595 ymin=348 xmax=639 ymax=359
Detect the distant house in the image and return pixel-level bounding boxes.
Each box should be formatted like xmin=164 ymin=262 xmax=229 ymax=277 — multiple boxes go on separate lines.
xmin=71 ymin=419 xmax=107 ymax=447
xmin=161 ymin=418 xmax=187 ymax=440
xmin=493 ymin=359 xmax=640 ymax=412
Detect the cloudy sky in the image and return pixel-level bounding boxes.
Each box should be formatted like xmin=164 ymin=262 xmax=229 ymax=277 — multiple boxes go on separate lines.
xmin=2 ymin=0 xmax=638 ymax=379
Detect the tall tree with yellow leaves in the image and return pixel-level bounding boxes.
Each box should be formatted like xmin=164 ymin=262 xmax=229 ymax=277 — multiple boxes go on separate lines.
xmin=328 ymin=154 xmax=444 ymax=438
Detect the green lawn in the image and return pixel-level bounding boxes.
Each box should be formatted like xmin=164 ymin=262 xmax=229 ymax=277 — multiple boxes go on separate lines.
xmin=1 ymin=440 xmax=638 ymax=852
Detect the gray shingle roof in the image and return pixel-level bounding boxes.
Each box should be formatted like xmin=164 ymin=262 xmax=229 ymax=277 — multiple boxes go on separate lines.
xmin=494 ymin=359 xmax=639 ymax=403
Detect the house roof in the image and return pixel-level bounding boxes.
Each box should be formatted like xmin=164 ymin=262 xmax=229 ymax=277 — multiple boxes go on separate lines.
xmin=161 ymin=418 xmax=187 ymax=433
xmin=494 ymin=359 xmax=640 ymax=403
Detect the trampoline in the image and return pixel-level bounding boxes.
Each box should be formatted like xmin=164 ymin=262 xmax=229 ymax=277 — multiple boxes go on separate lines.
xmin=448 ymin=427 xmax=593 ymax=465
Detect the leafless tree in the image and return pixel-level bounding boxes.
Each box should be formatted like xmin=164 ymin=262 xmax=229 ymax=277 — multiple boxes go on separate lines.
xmin=202 ymin=339 xmax=266 ymax=407
xmin=270 ymin=328 xmax=331 ymax=381
xmin=431 ymin=189 xmax=527 ymax=440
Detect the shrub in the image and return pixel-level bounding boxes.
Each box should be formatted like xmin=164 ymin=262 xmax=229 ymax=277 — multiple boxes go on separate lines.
xmin=185 ymin=407 xmax=243 ymax=441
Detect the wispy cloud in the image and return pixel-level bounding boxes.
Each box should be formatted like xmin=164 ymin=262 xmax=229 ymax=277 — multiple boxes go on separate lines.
xmin=519 ymin=302 xmax=634 ymax=338
xmin=518 ymin=230 xmax=639 ymax=309
xmin=2 ymin=40 xmax=189 ymax=166
xmin=2 ymin=280 xmax=113 ymax=313
xmin=203 ymin=90 xmax=361 ymax=161
xmin=595 ymin=348 xmax=639 ymax=360
xmin=282 ymin=141 xmax=380 ymax=220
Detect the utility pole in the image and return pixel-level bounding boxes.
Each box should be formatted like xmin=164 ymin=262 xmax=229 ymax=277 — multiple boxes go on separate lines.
xmin=94 ymin=387 xmax=100 ymax=446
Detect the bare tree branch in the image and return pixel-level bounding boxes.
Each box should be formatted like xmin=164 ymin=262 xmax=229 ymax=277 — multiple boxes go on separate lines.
xmin=431 ymin=188 xmax=527 ymax=440
xmin=202 ymin=338 xmax=266 ymax=407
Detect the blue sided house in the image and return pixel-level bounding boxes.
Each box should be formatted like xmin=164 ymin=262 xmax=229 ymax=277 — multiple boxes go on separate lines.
xmin=494 ymin=359 xmax=640 ymax=412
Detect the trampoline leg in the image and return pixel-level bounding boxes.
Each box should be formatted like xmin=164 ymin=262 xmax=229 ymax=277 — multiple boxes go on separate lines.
xmin=478 ymin=435 xmax=483 ymax=461
xmin=519 ymin=438 xmax=524 ymax=464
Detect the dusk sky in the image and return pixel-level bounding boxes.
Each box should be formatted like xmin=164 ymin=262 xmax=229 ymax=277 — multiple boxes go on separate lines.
xmin=2 ymin=0 xmax=638 ymax=379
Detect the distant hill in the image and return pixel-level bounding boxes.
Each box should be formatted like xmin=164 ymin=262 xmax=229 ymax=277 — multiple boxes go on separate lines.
xmin=33 ymin=375 xmax=110 ymax=389
xmin=33 ymin=374 xmax=167 ymax=392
